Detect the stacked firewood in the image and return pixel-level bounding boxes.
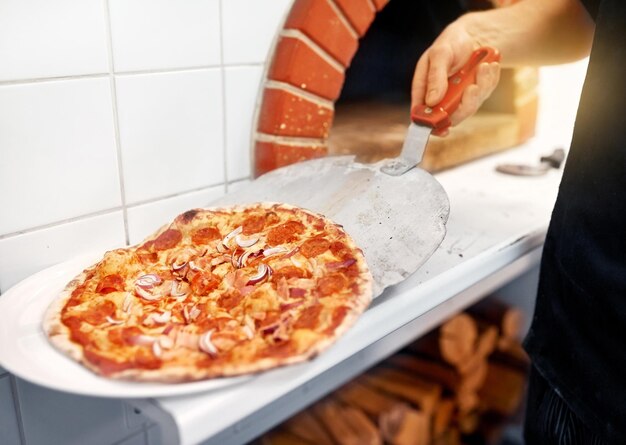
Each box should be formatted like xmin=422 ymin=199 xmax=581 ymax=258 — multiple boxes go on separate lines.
xmin=260 ymin=298 xmax=530 ymax=445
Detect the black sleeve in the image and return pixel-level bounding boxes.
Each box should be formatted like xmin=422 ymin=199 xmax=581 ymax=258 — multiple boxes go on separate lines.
xmin=580 ymin=0 xmax=601 ymax=20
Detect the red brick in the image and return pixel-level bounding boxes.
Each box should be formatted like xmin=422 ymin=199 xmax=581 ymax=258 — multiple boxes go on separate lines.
xmin=285 ymin=0 xmax=358 ymax=67
xmin=255 ymin=141 xmax=327 ymax=176
xmin=371 ymin=0 xmax=390 ymax=11
xmin=334 ymin=0 xmax=376 ymax=36
xmin=268 ymin=36 xmax=345 ymax=101
xmin=257 ymin=88 xmax=334 ymax=139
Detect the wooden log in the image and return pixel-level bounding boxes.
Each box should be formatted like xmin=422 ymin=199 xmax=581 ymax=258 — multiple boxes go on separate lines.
xmin=388 ymin=354 xmax=462 ymax=393
xmin=432 ymin=398 xmax=455 ymax=439
xmin=341 ymin=404 xmax=382 ymax=445
xmin=475 ymin=320 xmax=499 ymax=358
xmin=313 ymin=399 xmax=382 ymax=445
xmin=335 ymin=381 xmax=404 ymax=418
xmin=431 ymin=428 xmax=461 ymax=445
xmin=379 ymin=403 xmax=430 ymax=445
xmin=439 ymin=314 xmax=478 ymax=367
xmin=362 ymin=368 xmax=442 ymax=414
xmin=261 ymin=429 xmax=315 ymax=445
xmin=283 ymin=409 xmax=335 ymax=445
xmin=491 ymin=340 xmax=530 ymax=372
xmin=467 ymin=298 xmax=523 ymax=341
xmin=457 ymin=410 xmax=480 ymax=435
xmin=388 ymin=354 xmax=485 ymax=395
xmin=478 ymin=362 xmax=527 ymax=416
xmin=456 ymin=389 xmax=480 ymax=415
xmin=313 ymin=400 xmax=362 ymax=445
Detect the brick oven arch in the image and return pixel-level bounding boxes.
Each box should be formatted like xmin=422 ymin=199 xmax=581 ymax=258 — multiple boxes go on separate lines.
xmin=253 ymin=0 xmax=390 ymax=177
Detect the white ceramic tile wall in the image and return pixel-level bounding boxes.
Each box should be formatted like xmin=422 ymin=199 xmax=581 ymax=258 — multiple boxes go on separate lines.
xmin=224 ymin=66 xmax=264 ymax=181
xmin=0 ymin=0 xmax=292 ymax=442
xmin=108 ymin=0 xmax=222 ymax=73
xmin=0 ymin=0 xmax=294 ymax=296
xmin=0 ymin=0 xmax=109 ymax=82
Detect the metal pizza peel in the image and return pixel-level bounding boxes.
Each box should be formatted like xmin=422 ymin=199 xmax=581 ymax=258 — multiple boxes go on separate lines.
xmin=213 ymin=48 xmax=499 ymax=298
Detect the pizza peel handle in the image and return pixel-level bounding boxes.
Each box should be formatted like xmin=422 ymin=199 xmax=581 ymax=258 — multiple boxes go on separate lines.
xmin=412 ymin=47 xmax=501 ymax=133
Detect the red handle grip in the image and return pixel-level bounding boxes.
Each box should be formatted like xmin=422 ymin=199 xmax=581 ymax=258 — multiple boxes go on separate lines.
xmin=411 ymin=46 xmax=500 ymax=131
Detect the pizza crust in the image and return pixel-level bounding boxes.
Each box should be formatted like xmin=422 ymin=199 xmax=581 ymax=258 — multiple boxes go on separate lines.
xmin=43 ymin=202 xmax=373 ymax=383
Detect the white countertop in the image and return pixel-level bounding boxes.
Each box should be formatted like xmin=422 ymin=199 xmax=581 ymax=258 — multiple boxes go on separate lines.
xmin=131 ymin=138 xmax=563 ymax=445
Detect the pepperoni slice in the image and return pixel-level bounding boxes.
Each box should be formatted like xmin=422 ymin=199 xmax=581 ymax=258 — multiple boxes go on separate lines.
xmin=217 ymin=291 xmax=244 ymax=311
xmin=82 ymin=300 xmax=117 ymax=325
xmin=95 ymin=274 xmax=125 ymax=294
xmin=318 ymin=274 xmax=348 ymax=296
xmin=136 ymin=252 xmax=158 ymax=264
xmin=242 ymin=215 xmax=265 ymax=235
xmin=190 ymin=272 xmax=219 ymax=296
xmin=267 ymin=221 xmax=305 ymax=245
xmin=324 ymin=306 xmax=349 ymax=335
xmin=178 ymin=209 xmax=199 ymax=224
xmin=154 ymin=229 xmax=183 ymax=250
xmin=107 ymin=326 xmax=143 ymax=346
xmin=273 ymin=266 xmax=310 ymax=281
xmin=300 ymin=237 xmax=330 ymax=258
xmin=191 ymin=227 xmax=221 ymax=244
xmin=294 ymin=304 xmax=322 ymax=329
xmin=329 ymin=241 xmax=351 ymax=259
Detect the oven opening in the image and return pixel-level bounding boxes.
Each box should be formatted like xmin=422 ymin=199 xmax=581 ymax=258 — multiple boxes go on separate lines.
xmin=328 ymin=0 xmax=537 ymax=171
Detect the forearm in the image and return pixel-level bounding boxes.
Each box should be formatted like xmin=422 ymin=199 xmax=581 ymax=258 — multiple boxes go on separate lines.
xmin=459 ymin=0 xmax=595 ymax=66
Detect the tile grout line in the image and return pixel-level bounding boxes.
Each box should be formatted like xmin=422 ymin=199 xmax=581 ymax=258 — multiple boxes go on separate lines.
xmin=0 ymin=65 xmax=265 ymax=87
xmin=103 ymin=0 xmax=130 ymax=246
xmin=0 ymin=182 xmax=226 ymax=241
xmin=219 ymin=0 xmax=230 ymax=194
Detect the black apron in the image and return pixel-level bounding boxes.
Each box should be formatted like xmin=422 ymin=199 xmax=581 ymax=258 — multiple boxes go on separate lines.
xmin=523 ymin=0 xmax=626 ymax=443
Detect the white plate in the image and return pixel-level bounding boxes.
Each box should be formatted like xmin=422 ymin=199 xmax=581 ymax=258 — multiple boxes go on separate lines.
xmin=0 ymin=253 xmax=252 ymax=398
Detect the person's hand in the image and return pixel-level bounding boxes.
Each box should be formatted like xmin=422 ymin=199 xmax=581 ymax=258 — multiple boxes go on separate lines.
xmin=411 ymin=20 xmax=501 ymax=136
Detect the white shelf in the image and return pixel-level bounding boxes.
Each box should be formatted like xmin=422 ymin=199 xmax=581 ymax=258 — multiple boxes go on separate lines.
xmin=130 ymin=138 xmax=563 ymax=445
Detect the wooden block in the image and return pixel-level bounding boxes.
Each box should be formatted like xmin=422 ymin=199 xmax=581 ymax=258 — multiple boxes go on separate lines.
xmin=340 ymin=404 xmax=382 ymax=445
xmin=335 ymin=381 xmax=403 ymax=418
xmin=439 ymin=314 xmax=478 ymax=368
xmin=388 ymin=354 xmax=469 ymax=394
xmin=379 ymin=404 xmax=430 ymax=445
xmin=431 ymin=428 xmax=461 ymax=445
xmin=261 ymin=429 xmax=315 ymax=445
xmin=475 ymin=321 xmax=499 ymax=358
xmin=432 ymin=399 xmax=455 ymax=439
xmin=313 ymin=399 xmax=361 ymax=445
xmin=283 ymin=409 xmax=335 ymax=445
xmin=363 ymin=368 xmax=442 ymax=413
xmin=478 ymin=362 xmax=527 ymax=416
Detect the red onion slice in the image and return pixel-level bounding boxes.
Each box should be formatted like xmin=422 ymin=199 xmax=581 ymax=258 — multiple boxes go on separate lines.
xmin=122 ymin=293 xmax=134 ymax=313
xmin=135 ymin=274 xmax=162 ymax=289
xmin=135 ymin=285 xmax=164 ymax=301
xmin=247 ymin=264 xmax=269 ymax=285
xmin=235 ymin=234 xmax=259 ymax=248
xmin=199 ymin=330 xmax=218 ymax=356
xmin=263 ymin=246 xmax=288 ymax=258
xmin=171 ymin=260 xmax=187 ymax=272
xmin=152 ymin=341 xmax=163 ymax=358
xmin=326 ymin=258 xmax=357 ymax=271
xmin=129 ymin=334 xmax=156 ymax=346
xmin=106 ymin=316 xmax=125 ymax=325
xmin=149 ymin=311 xmax=171 ymax=324
xmin=170 ymin=281 xmax=189 ymax=298
xmin=222 ymin=226 xmax=243 ymax=247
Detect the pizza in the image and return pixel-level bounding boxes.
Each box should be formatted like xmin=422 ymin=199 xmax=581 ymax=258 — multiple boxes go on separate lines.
xmin=44 ymin=203 xmax=372 ymax=382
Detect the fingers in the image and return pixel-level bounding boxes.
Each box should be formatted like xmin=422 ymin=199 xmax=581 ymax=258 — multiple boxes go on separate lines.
xmin=411 ymin=45 xmax=455 ymax=109
xmin=448 ymin=62 xmax=501 ymax=127
xmin=425 ymin=46 xmax=455 ymax=106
